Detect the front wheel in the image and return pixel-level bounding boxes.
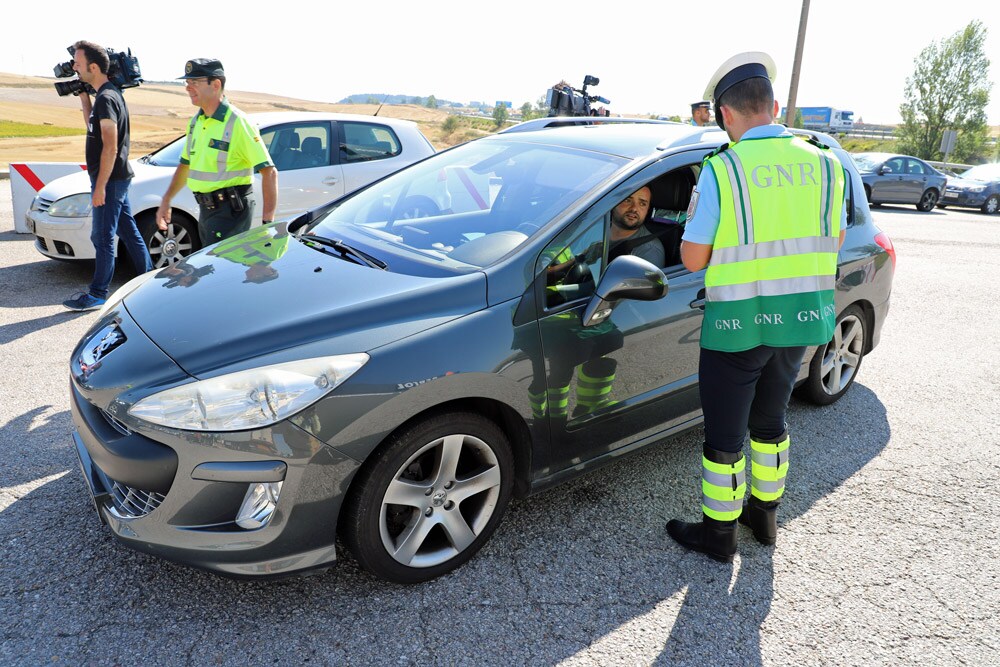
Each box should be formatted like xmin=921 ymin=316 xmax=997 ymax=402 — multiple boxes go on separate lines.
xmin=138 ymin=211 xmax=199 ymax=268
xmin=916 ymin=189 xmax=938 ymax=212
xmin=797 ymin=304 xmax=867 ymax=406
xmin=981 ymin=194 xmax=1000 ymax=215
xmin=341 ymin=412 xmax=514 ymax=584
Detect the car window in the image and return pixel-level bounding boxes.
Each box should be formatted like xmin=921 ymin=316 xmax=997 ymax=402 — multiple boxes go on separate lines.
xmin=906 ymin=159 xmax=927 ymax=175
xmin=143 ymin=135 xmax=186 ymax=167
xmin=261 ymin=123 xmax=331 ymax=172
xmin=539 ymin=215 xmax=605 ymax=310
xmin=311 ymin=139 xmax=627 ymax=271
xmin=884 ymin=157 xmax=905 ymax=174
xmin=340 ymin=122 xmax=401 ymax=163
xmin=851 ymin=154 xmax=880 ymax=173
xmin=960 ymin=164 xmax=1000 ymax=182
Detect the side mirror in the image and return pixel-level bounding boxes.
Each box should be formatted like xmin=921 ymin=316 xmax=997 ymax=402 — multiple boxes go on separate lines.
xmin=582 ymin=255 xmax=668 ymax=327
xmin=879 ymin=165 xmax=891 ymax=175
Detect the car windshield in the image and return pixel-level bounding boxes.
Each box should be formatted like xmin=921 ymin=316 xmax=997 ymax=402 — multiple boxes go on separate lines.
xmin=309 ymin=139 xmax=628 ymax=271
xmin=142 ymin=136 xmax=186 ymax=167
xmin=959 ymin=163 xmax=1000 ymax=182
xmin=851 ymin=154 xmax=883 ymax=173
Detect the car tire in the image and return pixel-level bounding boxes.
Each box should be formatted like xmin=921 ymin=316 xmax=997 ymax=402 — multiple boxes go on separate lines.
xmin=797 ymin=304 xmax=867 ymax=406
xmin=138 ymin=211 xmax=199 ymax=269
xmin=341 ymin=412 xmax=514 ymax=584
xmin=916 ymin=189 xmax=938 ymax=212
xmin=981 ymin=195 xmax=1000 ymax=215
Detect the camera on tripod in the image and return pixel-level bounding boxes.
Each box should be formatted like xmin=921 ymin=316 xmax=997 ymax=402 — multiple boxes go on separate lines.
xmin=53 ymin=45 xmax=142 ymax=97
xmin=545 ymin=75 xmax=611 ymax=117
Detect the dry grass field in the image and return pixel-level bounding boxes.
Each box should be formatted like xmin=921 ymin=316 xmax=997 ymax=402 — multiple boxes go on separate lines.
xmin=0 ymin=72 xmax=494 ymax=165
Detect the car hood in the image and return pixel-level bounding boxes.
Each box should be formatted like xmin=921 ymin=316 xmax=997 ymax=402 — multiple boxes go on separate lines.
xmin=36 ymin=158 xmax=167 ymax=200
xmin=946 ymin=176 xmax=994 ymax=189
xmin=123 ymin=228 xmax=488 ymax=376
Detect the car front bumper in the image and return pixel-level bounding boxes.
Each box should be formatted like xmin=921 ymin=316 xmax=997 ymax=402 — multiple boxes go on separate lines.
xmin=69 ymin=310 xmax=362 ymax=578
xmin=26 ymin=210 xmax=95 ymax=260
xmin=941 ymin=190 xmax=986 ymax=208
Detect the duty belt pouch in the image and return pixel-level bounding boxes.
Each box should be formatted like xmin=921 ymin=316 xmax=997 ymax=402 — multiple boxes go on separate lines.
xmin=228 ymin=188 xmax=246 ymax=213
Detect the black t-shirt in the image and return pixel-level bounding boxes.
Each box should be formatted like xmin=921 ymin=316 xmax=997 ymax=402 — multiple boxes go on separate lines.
xmin=85 ymin=83 xmax=133 ymax=180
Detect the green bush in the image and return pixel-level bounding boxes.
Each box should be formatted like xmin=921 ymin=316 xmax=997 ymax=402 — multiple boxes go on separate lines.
xmin=0 ymin=120 xmax=84 ymax=138
xmin=442 ymin=116 xmax=460 ymax=133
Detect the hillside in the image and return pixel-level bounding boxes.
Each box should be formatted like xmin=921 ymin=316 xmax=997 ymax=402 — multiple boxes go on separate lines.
xmin=0 ymin=72 xmax=494 ymax=164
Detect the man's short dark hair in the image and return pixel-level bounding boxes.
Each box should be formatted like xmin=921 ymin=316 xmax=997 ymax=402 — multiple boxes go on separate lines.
xmin=208 ymin=76 xmax=227 ymax=91
xmin=73 ymin=40 xmax=110 ymax=75
xmin=717 ymin=77 xmax=773 ymax=116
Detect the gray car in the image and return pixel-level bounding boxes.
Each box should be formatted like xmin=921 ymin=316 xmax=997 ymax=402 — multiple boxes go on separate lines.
xmin=70 ymin=122 xmax=894 ymax=584
xmin=853 ymin=152 xmax=947 ymax=212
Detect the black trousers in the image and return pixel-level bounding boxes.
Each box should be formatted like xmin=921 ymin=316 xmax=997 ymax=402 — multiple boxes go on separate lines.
xmin=197 ymin=187 xmax=254 ymax=246
xmin=698 ymin=345 xmax=807 ymax=454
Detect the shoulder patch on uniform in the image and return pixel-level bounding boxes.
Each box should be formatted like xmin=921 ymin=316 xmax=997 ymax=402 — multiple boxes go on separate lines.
xmin=706 ymin=142 xmax=730 ymax=159
xmin=806 ymin=136 xmax=830 ymax=150
xmin=686 ymin=187 xmax=700 ymax=221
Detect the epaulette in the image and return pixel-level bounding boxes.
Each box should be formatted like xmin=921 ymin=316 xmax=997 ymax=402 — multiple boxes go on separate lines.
xmin=706 ymin=142 xmax=730 ymax=159
xmin=805 ymin=136 xmax=830 ymax=150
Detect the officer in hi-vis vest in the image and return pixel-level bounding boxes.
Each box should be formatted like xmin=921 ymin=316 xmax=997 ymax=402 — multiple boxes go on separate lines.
xmin=156 ymin=58 xmax=278 ymax=247
xmin=666 ymin=52 xmax=847 ymax=562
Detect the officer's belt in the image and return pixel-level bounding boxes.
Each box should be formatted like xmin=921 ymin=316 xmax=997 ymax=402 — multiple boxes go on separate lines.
xmin=193 ymin=184 xmax=252 ymax=210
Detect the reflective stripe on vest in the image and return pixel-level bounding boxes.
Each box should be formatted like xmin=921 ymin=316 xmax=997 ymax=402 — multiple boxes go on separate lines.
xmin=186 ymin=107 xmax=253 ymax=190
xmin=702 ymin=135 xmax=845 ymax=352
xmin=750 ymin=436 xmax=789 ymax=502
xmin=701 ymin=454 xmax=746 ymax=521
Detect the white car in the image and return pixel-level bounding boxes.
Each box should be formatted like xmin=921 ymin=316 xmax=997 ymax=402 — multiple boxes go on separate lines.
xmin=26 ymin=112 xmax=436 ymax=267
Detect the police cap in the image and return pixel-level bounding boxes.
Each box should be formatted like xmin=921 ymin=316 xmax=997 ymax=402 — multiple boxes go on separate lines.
xmin=703 ymin=51 xmax=776 ymax=103
xmin=179 ymin=58 xmax=225 ymax=79
xmin=691 ymin=100 xmax=711 ymax=112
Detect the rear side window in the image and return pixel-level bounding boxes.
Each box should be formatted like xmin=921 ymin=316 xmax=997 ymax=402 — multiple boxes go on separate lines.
xmin=261 ymin=123 xmax=332 ymax=171
xmin=340 ymin=122 xmax=401 ymax=163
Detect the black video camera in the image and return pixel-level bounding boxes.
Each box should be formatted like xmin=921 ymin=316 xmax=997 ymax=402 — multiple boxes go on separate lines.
xmin=53 ymin=45 xmax=142 ymax=97
xmin=546 ymin=75 xmax=611 ymax=117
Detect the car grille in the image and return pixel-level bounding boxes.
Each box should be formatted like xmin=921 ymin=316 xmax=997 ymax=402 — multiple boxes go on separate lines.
xmin=109 ymin=481 xmax=165 ymax=519
xmin=31 ymin=196 xmax=55 ymax=213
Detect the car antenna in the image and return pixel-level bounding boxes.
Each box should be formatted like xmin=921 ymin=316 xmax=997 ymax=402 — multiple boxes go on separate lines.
xmin=374 ymin=93 xmax=390 ymax=117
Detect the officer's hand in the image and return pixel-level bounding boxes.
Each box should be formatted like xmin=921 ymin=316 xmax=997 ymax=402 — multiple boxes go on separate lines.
xmin=155 ymin=202 xmax=171 ymax=231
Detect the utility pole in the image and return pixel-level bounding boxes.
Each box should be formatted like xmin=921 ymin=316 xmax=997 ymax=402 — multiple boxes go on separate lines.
xmin=784 ymin=0 xmax=811 ymax=127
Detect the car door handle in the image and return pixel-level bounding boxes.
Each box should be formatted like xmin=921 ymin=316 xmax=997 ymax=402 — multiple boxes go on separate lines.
xmin=323 ymin=177 xmax=339 ymax=185
xmin=689 ymin=288 xmax=706 ymax=310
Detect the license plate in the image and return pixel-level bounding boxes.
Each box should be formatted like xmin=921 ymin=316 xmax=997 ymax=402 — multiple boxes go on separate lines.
xmin=25 ymin=215 xmax=35 ymax=233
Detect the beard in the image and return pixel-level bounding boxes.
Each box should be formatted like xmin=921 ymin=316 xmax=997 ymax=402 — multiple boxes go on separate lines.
xmin=612 ymin=211 xmax=644 ymax=231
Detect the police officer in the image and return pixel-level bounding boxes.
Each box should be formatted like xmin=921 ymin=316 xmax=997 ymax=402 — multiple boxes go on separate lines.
xmin=690 ymin=100 xmax=712 ymax=127
xmin=666 ymin=52 xmax=847 ymax=562
xmin=156 ymin=58 xmax=277 ymax=246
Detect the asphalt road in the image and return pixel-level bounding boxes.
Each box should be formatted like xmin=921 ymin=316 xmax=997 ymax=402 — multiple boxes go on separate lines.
xmin=1 ymin=182 xmax=997 ymax=666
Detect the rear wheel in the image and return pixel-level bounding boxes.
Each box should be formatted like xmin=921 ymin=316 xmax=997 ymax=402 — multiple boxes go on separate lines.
xmin=341 ymin=412 xmax=514 ymax=584
xmin=138 ymin=211 xmax=199 ymax=268
xmin=916 ymin=189 xmax=938 ymax=212
xmin=797 ymin=304 xmax=867 ymax=405
xmin=982 ymin=195 xmax=1000 ymax=215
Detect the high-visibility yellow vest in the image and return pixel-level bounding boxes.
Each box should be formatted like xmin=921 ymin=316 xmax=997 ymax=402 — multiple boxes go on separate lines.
xmin=208 ymin=225 xmax=289 ymax=267
xmin=702 ymin=135 xmax=845 ymax=351
xmin=180 ymin=99 xmax=272 ymax=193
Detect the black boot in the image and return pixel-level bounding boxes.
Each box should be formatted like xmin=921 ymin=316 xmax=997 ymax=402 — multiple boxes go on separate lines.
xmin=666 ymin=515 xmax=738 ymax=563
xmin=738 ymin=498 xmax=778 ymax=545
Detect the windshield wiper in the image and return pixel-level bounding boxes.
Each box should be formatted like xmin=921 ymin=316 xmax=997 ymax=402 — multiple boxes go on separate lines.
xmin=299 ymin=234 xmax=388 ymax=270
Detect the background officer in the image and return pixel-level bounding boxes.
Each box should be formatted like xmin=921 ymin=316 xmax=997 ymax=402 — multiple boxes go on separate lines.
xmin=690 ymin=100 xmax=712 ymax=127
xmin=666 ymin=52 xmax=847 ymax=562
xmin=156 ymin=58 xmax=277 ymax=246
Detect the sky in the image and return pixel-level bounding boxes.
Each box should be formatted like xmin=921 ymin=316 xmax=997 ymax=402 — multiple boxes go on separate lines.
xmin=2 ymin=1 xmax=999 ymax=125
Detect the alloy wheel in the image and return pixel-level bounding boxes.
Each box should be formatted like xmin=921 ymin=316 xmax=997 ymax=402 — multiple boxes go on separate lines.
xmin=819 ymin=313 xmax=864 ymax=396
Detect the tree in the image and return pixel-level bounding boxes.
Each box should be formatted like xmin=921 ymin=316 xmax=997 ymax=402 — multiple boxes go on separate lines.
xmin=410 ymin=96 xmax=421 ymax=105
xmin=520 ymin=102 xmax=533 ymax=119
xmin=897 ymin=20 xmax=992 ymax=163
xmin=493 ymin=104 xmax=509 ymax=128
xmin=425 ymin=95 xmax=438 ymax=109
xmin=365 ymin=95 xmax=380 ymax=105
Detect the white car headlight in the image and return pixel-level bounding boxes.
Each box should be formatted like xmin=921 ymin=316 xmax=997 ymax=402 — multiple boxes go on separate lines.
xmin=47 ymin=193 xmax=93 ymax=217
xmin=128 ymin=354 xmax=369 ymax=431
xmin=968 ymin=186 xmax=986 ymax=193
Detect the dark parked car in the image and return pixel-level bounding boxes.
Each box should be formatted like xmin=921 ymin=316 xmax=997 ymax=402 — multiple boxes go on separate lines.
xmin=70 ymin=122 xmax=894 ymax=583
xmin=939 ymin=162 xmax=1000 ymax=214
xmin=853 ymin=152 xmax=947 ymax=212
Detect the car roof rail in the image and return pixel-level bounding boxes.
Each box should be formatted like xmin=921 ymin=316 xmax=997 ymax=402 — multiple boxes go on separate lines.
xmin=499 ymin=116 xmax=679 ymax=134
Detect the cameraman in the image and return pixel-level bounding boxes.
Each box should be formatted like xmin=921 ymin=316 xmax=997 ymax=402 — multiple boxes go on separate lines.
xmin=63 ymin=40 xmax=152 ymax=312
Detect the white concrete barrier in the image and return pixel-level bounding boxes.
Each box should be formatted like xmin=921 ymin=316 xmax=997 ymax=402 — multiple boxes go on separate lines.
xmin=9 ymin=162 xmax=87 ymax=233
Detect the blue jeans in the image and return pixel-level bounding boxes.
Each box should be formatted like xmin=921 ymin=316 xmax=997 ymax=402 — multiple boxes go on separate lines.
xmin=89 ymin=178 xmax=152 ymax=300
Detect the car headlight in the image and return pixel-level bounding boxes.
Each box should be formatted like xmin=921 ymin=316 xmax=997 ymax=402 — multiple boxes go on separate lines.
xmin=97 ymin=269 xmax=156 ymax=317
xmin=968 ymin=186 xmax=986 ymax=193
xmin=47 ymin=193 xmax=93 ymax=217
xmin=128 ymin=354 xmax=369 ymax=431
